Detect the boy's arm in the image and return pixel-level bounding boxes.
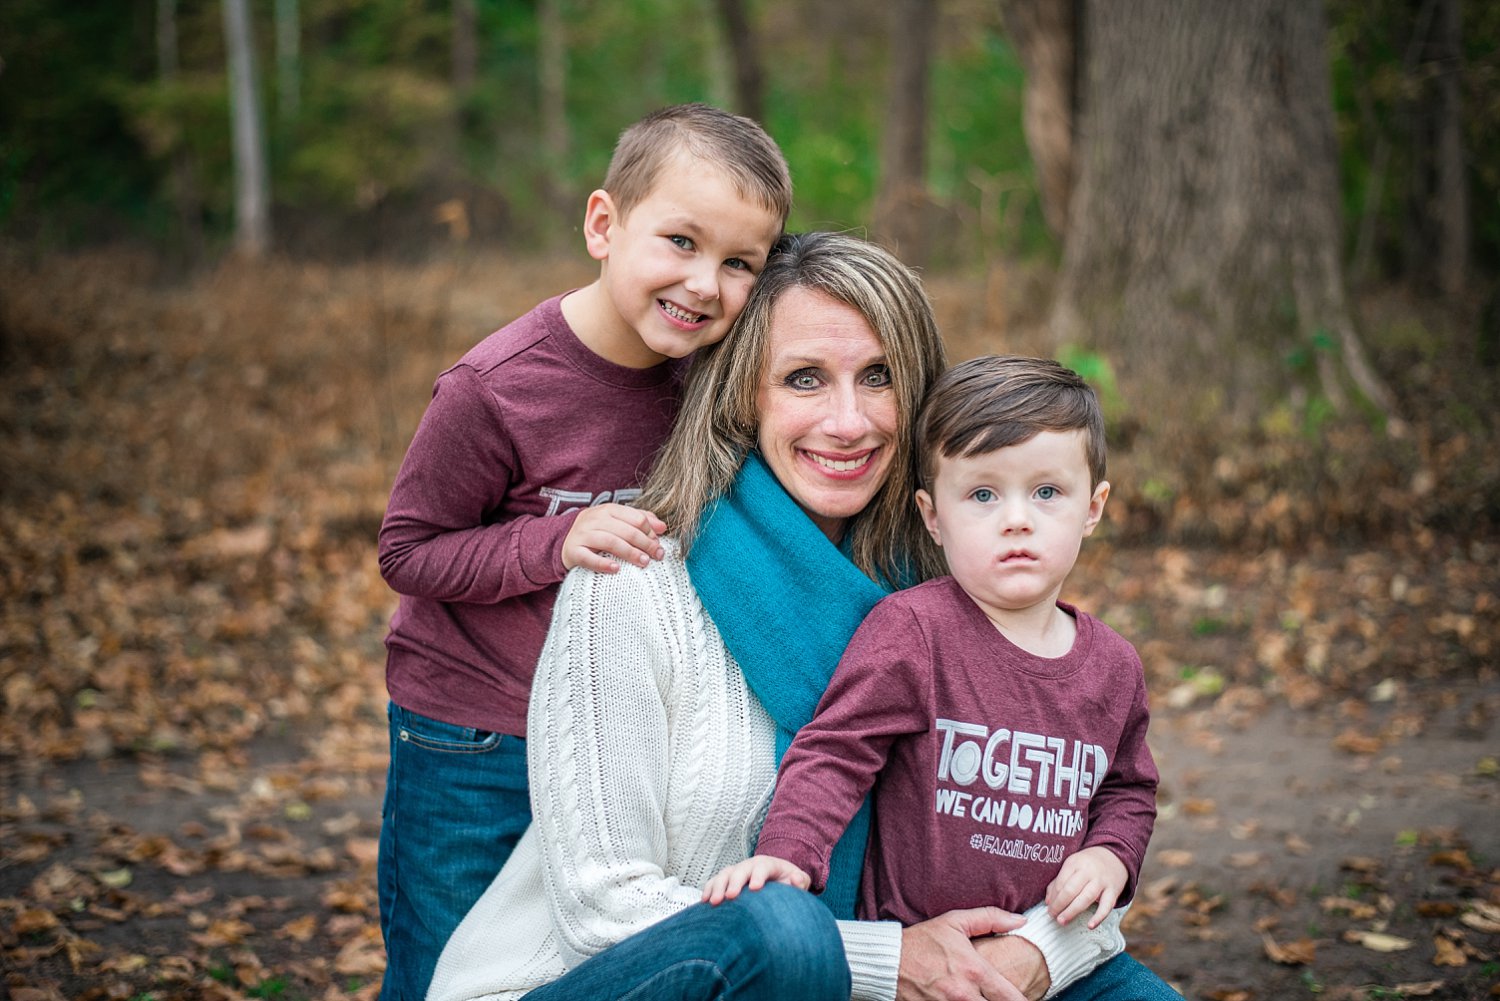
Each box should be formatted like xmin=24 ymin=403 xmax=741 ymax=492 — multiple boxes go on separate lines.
xmin=1077 ymin=666 xmax=1158 ymax=904
xmin=755 ymin=602 xmax=930 ymax=891
xmin=378 ymin=365 xmax=576 ymax=604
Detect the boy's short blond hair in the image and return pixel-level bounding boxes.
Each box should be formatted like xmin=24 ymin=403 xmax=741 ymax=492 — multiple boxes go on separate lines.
xmin=603 ymin=103 xmax=792 ymax=227
xmin=916 ymin=355 xmax=1108 ymax=491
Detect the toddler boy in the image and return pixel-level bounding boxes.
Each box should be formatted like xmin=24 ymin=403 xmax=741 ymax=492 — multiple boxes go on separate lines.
xmin=378 ymin=103 xmax=790 ymax=1000
xmin=705 ymin=355 xmax=1159 ymax=993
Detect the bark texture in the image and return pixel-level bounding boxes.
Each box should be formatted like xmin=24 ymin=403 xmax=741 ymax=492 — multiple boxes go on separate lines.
xmin=997 ymin=0 xmax=1076 ymax=239
xmin=1050 ymin=0 xmax=1396 ymax=428
xmin=874 ymin=0 xmax=937 ymax=264
xmin=222 ymin=0 xmax=271 ymax=258
xmin=714 ymin=0 xmax=767 ymax=124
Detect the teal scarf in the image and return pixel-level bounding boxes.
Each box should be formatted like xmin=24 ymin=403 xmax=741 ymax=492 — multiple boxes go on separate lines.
xmin=686 ymin=452 xmax=892 ymax=919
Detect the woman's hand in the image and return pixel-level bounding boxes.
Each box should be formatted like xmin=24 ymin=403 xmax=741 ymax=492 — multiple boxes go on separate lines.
xmin=895 ymin=907 xmax=1029 ymax=1001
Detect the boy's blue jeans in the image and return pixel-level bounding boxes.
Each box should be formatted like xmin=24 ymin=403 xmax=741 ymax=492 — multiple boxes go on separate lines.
xmin=377 ymin=703 xmax=530 ymax=1001
xmin=523 ymin=881 xmax=851 ymax=1001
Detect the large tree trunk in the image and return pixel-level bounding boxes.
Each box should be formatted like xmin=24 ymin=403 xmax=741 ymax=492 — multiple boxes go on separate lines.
xmin=713 ymin=0 xmax=766 ymax=123
xmin=222 ymin=0 xmax=271 ymax=258
xmin=1049 ymin=0 xmax=1397 ymax=432
xmin=873 ymin=0 xmax=936 ymax=264
xmin=997 ymin=0 xmax=1075 ymax=240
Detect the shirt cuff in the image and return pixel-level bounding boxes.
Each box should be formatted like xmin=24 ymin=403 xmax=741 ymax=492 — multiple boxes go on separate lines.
xmin=837 ymin=919 xmax=902 ymax=1001
xmin=1008 ymin=903 xmax=1126 ymax=999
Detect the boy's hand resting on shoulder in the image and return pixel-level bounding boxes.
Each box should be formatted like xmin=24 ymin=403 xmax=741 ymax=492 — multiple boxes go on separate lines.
xmin=1045 ymin=845 xmax=1128 ymax=928
xmin=562 ymin=504 xmax=668 ymax=573
xmin=701 ymin=855 xmax=811 ymax=905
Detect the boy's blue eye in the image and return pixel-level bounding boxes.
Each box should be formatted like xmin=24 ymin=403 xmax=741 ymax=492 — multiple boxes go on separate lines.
xmin=669 ymin=235 xmax=694 ymax=250
xmin=1035 ymin=485 xmax=1058 ymax=500
xmin=725 ymin=257 xmax=751 ymax=272
xmin=972 ymin=488 xmax=996 ymax=503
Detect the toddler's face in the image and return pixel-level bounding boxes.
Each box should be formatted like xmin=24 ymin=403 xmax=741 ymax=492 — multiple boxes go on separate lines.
xmin=597 ymin=157 xmax=783 ymax=364
xmin=915 ymin=430 xmax=1108 ymax=623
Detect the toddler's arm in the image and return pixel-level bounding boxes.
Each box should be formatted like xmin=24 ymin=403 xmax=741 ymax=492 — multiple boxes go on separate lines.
xmin=1044 ymin=846 xmax=1128 ymax=929
xmin=701 ymin=854 xmax=811 ymax=906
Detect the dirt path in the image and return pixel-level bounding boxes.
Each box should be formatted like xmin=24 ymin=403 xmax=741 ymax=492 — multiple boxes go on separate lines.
xmin=5 ymin=676 xmax=1496 ymax=1000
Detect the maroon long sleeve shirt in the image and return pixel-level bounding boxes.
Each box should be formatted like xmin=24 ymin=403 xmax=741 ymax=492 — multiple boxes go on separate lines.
xmin=378 ymin=294 xmax=682 ymax=735
xmin=756 ymin=578 xmax=1159 ymax=924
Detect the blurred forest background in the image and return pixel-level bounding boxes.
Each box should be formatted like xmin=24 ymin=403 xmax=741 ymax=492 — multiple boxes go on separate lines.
xmin=3 ymin=2 xmax=1500 ymax=1000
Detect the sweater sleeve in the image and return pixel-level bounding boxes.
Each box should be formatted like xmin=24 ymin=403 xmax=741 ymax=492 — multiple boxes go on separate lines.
xmin=755 ymin=601 xmax=931 ymax=891
xmin=837 ymin=919 xmax=902 ymax=1001
xmin=378 ymin=364 xmax=576 ymax=603
xmin=1008 ymin=901 xmax=1126 ymax=998
xmin=526 ymin=558 xmax=704 ymax=969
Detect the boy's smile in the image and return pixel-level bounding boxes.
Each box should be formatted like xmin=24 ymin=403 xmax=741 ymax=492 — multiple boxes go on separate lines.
xmin=569 ymin=154 xmax=785 ymax=369
xmin=915 ymin=430 xmax=1109 ymax=648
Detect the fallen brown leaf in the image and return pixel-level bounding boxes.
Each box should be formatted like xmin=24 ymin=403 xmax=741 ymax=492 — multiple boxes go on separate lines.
xmin=1262 ymin=932 xmax=1317 ymax=965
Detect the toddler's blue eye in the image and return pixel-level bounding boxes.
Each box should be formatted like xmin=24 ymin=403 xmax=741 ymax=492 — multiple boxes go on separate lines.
xmin=973 ymin=488 xmax=996 ymax=503
xmin=669 ymin=235 xmax=694 ymax=250
xmin=1036 ymin=486 xmax=1058 ymax=500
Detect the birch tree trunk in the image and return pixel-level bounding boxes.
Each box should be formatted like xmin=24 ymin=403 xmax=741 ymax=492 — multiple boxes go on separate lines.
xmin=222 ymin=0 xmax=271 ymax=258
xmin=1049 ymin=0 xmax=1398 ymax=431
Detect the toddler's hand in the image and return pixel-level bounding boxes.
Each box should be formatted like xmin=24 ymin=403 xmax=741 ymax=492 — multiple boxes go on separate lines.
xmin=1045 ymin=846 xmax=1127 ymax=929
xmin=562 ymin=504 xmax=668 ymax=573
xmin=701 ymin=855 xmax=811 ymax=906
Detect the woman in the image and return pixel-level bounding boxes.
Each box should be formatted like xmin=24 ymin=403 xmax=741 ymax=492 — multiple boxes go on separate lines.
xmin=428 ymin=233 xmax=1176 ymax=1001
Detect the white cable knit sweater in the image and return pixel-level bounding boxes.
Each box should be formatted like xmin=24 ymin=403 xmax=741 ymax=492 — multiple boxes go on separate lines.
xmin=427 ymin=542 xmax=1124 ymax=1001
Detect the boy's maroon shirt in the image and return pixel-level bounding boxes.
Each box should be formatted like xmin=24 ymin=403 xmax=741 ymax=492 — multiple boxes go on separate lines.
xmin=755 ymin=577 xmax=1158 ymax=924
xmin=378 ymin=294 xmax=682 ymax=736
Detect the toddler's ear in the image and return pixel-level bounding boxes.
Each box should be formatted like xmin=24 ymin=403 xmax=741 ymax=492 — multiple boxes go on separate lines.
xmin=915 ymin=489 xmax=942 ymax=546
xmin=582 ymin=189 xmax=617 ymax=262
xmin=1082 ymin=480 xmax=1110 ymax=536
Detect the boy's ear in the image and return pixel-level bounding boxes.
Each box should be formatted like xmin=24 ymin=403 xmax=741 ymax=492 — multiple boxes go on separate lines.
xmin=582 ymin=189 xmax=616 ymax=262
xmin=915 ymin=489 xmax=942 ymax=546
xmin=1082 ymin=480 xmax=1110 ymax=537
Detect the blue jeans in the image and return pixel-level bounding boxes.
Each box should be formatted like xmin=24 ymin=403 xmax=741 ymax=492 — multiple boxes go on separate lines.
xmin=524 ymin=881 xmax=850 ymax=1001
xmin=1054 ymin=953 xmax=1184 ymax=1000
xmin=377 ymin=703 xmax=531 ymax=1001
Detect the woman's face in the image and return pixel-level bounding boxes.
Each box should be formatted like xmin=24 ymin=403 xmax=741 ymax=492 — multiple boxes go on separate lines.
xmin=755 ymin=287 xmax=899 ymax=542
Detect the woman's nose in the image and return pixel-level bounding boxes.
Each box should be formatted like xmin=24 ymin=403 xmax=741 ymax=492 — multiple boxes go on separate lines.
xmin=822 ymin=387 xmax=871 ymax=440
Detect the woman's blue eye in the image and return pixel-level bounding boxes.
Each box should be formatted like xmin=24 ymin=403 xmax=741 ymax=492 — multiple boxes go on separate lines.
xmin=787 ymin=370 xmax=819 ymax=389
xmin=863 ymin=365 xmax=892 ymax=387
xmin=1036 ymin=485 xmax=1058 ymax=500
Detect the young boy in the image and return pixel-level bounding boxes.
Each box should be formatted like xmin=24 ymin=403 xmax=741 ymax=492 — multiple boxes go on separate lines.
xmin=377 ymin=103 xmax=790 ymax=1001
xmin=704 ymin=355 xmax=1160 ymax=992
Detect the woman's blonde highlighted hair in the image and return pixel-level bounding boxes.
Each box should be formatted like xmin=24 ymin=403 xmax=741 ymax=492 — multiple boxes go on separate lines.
xmin=637 ymin=231 xmax=949 ymax=584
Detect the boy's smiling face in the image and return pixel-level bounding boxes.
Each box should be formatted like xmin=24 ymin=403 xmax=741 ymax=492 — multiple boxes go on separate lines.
xmin=583 ymin=154 xmax=784 ymax=368
xmin=915 ymin=430 xmax=1109 ymax=629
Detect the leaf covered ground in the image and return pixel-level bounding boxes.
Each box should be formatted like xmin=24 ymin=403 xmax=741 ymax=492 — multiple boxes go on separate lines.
xmin=1 ymin=247 xmax=1497 ymax=1000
